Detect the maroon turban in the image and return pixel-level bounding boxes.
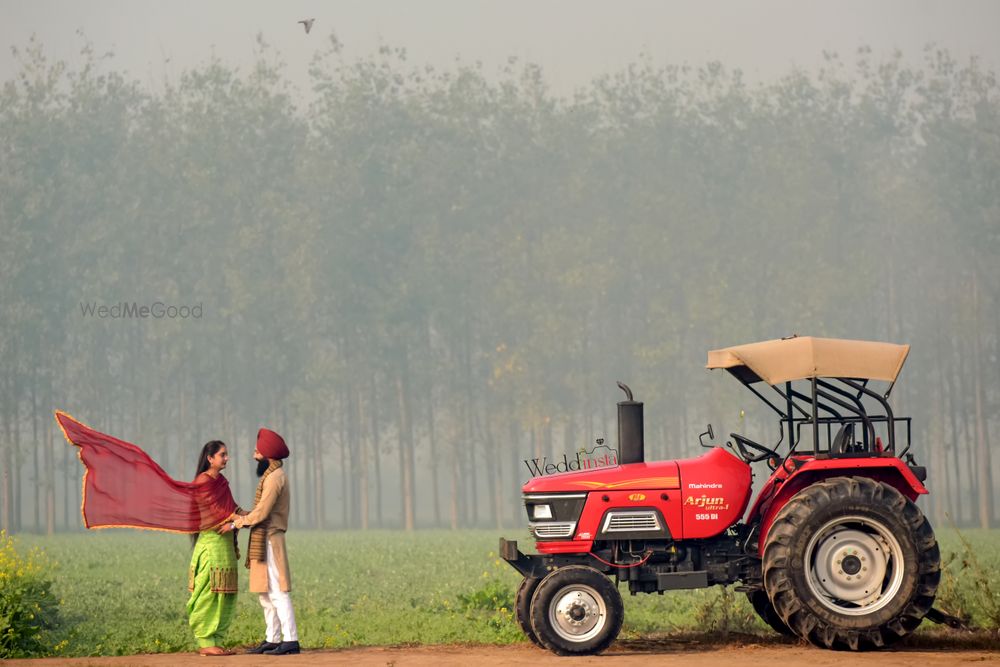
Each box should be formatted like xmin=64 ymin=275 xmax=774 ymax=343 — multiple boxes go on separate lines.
xmin=257 ymin=428 xmax=289 ymax=460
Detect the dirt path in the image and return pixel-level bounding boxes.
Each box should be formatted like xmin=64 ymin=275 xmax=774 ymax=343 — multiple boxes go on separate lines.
xmin=8 ymin=637 xmax=999 ymax=667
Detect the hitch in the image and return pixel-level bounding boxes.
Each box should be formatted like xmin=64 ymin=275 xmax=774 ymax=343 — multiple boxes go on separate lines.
xmin=925 ymin=607 xmax=971 ymax=631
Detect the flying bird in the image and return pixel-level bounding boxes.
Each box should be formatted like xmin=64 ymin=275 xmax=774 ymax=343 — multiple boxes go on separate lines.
xmin=298 ymin=18 xmax=315 ymax=34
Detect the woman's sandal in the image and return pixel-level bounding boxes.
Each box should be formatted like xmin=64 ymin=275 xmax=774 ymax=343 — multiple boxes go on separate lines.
xmin=198 ymin=646 xmax=234 ymax=656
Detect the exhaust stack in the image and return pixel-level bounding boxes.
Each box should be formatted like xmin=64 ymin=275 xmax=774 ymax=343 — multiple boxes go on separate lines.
xmin=616 ymin=381 xmax=644 ymax=464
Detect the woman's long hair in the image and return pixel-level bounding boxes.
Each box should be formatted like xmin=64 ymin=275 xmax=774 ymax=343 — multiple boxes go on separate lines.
xmin=191 ymin=440 xmax=226 ymax=548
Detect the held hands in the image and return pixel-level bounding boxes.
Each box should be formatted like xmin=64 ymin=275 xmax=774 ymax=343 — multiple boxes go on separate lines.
xmin=217 ymin=521 xmax=235 ymax=534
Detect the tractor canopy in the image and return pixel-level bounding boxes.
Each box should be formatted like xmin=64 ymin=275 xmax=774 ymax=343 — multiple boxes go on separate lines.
xmin=706 ymin=335 xmax=913 ymax=460
xmin=706 ymin=336 xmax=909 ymax=385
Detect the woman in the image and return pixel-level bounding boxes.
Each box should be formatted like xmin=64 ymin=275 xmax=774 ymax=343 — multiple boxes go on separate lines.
xmin=186 ymin=441 xmax=243 ymax=657
xmin=54 ymin=412 xmax=245 ymax=655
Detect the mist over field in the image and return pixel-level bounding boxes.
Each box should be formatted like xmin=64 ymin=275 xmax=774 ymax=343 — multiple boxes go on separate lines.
xmin=1 ymin=1 xmax=999 ymax=537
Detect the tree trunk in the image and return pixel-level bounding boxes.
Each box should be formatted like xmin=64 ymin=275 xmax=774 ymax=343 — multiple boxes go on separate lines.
xmin=355 ymin=386 xmax=368 ymax=530
xmin=61 ymin=416 xmax=70 ymax=530
xmin=450 ymin=401 xmax=460 ymax=530
xmin=314 ymin=410 xmax=325 ymax=530
xmin=347 ymin=384 xmax=359 ymax=529
xmin=407 ymin=384 xmax=417 ymax=529
xmin=509 ymin=419 xmax=521 ymax=526
xmin=0 ymin=394 xmax=11 ymax=533
xmin=469 ymin=392 xmax=482 ymax=528
xmin=544 ymin=417 xmax=553 ymax=464
xmin=179 ymin=382 xmax=188 ymax=481
xmin=958 ymin=353 xmax=976 ymax=526
xmin=395 ymin=363 xmax=415 ymax=532
xmin=32 ymin=372 xmax=40 ymax=532
xmin=339 ymin=390 xmax=349 ymax=529
xmin=229 ymin=409 xmax=241 ymax=511
xmin=45 ymin=407 xmax=54 ymax=536
xmin=563 ymin=415 xmax=576 ymax=461
xmin=427 ymin=396 xmax=441 ymax=528
xmin=485 ymin=411 xmax=502 ymax=530
xmin=370 ymin=375 xmax=382 ymax=528
xmin=458 ymin=388 xmax=470 ymax=527
xmin=462 ymin=327 xmax=476 ymax=527
xmin=972 ymin=276 xmax=992 ymax=529
xmin=929 ymin=351 xmax=947 ymax=527
xmin=13 ymin=387 xmax=22 ymax=532
xmin=0 ymin=451 xmax=10 ymax=533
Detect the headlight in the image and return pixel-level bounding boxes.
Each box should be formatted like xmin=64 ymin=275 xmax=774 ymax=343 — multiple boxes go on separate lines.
xmin=532 ymin=504 xmax=553 ymax=520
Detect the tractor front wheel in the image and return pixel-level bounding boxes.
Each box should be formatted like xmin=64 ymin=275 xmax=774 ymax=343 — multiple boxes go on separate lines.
xmin=528 ymin=565 xmax=623 ymax=656
xmin=762 ymin=476 xmax=940 ymax=650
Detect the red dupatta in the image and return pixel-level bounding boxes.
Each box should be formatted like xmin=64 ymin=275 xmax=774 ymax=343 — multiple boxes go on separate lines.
xmin=55 ymin=411 xmax=237 ymax=532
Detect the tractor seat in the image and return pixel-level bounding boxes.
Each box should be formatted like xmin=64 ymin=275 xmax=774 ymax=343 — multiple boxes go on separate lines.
xmin=831 ymin=423 xmax=854 ymax=455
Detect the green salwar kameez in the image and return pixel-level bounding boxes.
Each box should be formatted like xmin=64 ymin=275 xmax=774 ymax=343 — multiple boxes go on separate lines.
xmin=186 ymin=529 xmax=238 ymax=648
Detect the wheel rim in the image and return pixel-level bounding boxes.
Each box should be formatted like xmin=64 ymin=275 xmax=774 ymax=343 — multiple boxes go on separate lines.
xmin=548 ymin=583 xmax=608 ymax=642
xmin=804 ymin=514 xmax=906 ymax=616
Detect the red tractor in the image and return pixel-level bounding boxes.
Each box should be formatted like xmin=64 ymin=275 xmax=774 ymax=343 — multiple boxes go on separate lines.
xmin=501 ymin=336 xmax=947 ymax=654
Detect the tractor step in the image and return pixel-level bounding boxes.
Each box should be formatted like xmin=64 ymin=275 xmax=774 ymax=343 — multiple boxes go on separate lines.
xmin=657 ymin=570 xmax=709 ymax=590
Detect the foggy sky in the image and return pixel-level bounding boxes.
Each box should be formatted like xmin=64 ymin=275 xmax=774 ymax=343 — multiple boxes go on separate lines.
xmin=3 ymin=0 xmax=999 ymax=97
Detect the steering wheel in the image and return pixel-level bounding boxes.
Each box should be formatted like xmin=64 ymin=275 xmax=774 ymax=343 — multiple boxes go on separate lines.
xmin=730 ymin=433 xmax=780 ymax=470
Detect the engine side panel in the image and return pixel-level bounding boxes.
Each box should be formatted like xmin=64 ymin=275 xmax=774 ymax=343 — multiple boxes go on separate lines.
xmin=677 ymin=447 xmax=753 ymax=539
xmin=574 ymin=489 xmax=683 ymax=542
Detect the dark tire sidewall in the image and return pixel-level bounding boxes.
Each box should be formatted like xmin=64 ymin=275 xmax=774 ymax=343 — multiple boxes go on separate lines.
xmin=747 ymin=590 xmax=796 ymax=637
xmin=782 ymin=483 xmax=919 ymax=630
xmin=763 ymin=476 xmax=940 ymax=649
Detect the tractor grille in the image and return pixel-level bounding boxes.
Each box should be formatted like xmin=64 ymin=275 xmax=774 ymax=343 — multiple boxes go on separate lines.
xmin=602 ymin=511 xmax=661 ymax=533
xmin=530 ymin=521 xmax=576 ymax=539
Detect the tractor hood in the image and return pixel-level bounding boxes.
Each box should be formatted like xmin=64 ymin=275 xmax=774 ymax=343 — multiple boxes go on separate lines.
xmin=522 ymin=460 xmax=680 ymax=493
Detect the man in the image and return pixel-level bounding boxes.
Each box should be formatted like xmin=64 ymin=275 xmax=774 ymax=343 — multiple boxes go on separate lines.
xmin=219 ymin=428 xmax=299 ymax=655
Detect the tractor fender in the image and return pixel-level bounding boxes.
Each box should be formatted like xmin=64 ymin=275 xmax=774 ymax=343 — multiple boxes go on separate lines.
xmin=753 ymin=457 xmax=927 ymax=551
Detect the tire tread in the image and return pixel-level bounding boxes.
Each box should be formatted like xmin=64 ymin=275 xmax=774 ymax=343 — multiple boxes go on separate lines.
xmin=762 ymin=476 xmax=940 ymax=650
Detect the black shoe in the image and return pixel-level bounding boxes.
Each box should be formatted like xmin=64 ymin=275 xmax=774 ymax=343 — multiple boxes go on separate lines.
xmin=263 ymin=641 xmax=300 ymax=655
xmin=246 ymin=641 xmax=280 ymax=654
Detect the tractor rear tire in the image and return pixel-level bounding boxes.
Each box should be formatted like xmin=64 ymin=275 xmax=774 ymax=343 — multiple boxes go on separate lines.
xmin=528 ymin=565 xmax=623 ymax=656
xmin=747 ymin=590 xmax=795 ymax=637
xmin=515 ymin=576 xmax=544 ymax=647
xmin=762 ymin=476 xmax=940 ymax=650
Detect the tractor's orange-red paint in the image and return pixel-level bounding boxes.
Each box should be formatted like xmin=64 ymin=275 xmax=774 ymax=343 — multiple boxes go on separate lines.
xmin=523 ymin=461 xmax=680 ymax=493
xmin=747 ymin=455 xmax=927 ymax=550
xmin=527 ymin=446 xmax=754 ymax=550
xmin=528 ymin=448 xmax=925 ymax=554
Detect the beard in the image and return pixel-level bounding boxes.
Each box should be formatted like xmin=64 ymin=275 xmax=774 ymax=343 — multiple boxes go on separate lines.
xmin=256 ymin=458 xmax=270 ymax=477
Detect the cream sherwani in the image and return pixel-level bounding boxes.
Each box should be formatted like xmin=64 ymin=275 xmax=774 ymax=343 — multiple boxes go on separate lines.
xmin=233 ymin=467 xmax=297 ymax=642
